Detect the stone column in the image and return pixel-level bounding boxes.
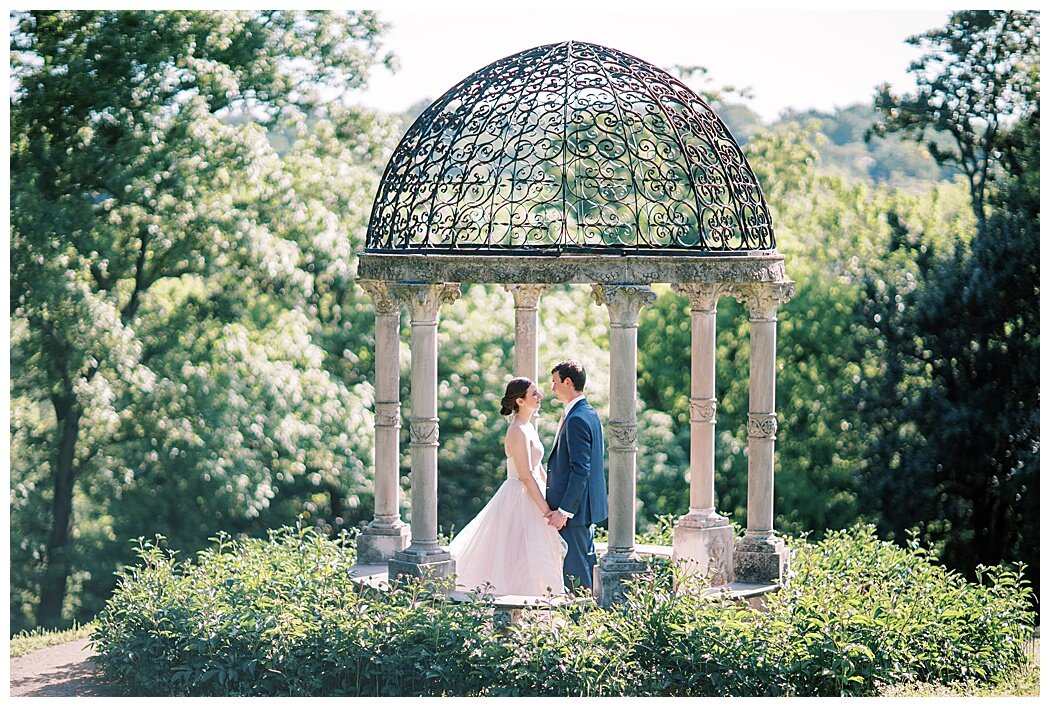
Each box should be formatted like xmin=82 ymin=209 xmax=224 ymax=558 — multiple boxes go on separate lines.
xmin=733 ymin=281 xmax=794 ymax=585
xmin=387 ymin=282 xmax=461 ymax=583
xmin=357 ymin=280 xmax=411 ymax=563
xmin=591 ymin=284 xmax=656 ymax=606
xmin=504 ymin=284 xmax=549 ymax=383
xmin=670 ymin=283 xmax=734 ymax=585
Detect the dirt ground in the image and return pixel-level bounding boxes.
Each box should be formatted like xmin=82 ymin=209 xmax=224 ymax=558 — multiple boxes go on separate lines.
xmin=9 ymin=638 xmax=112 ymax=697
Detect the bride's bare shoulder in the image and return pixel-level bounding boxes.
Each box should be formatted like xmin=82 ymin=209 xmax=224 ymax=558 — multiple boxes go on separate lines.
xmin=505 ymin=421 xmax=526 ymax=444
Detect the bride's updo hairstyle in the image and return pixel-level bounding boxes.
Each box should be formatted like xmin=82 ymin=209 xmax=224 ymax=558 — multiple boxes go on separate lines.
xmin=500 ymin=377 xmax=533 ymax=416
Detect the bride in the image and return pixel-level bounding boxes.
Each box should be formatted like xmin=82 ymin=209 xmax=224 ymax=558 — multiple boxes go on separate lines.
xmin=448 ymin=377 xmax=566 ymax=596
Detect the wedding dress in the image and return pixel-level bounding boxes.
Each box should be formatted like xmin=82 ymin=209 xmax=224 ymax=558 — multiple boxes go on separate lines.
xmin=448 ymin=433 xmax=566 ymax=596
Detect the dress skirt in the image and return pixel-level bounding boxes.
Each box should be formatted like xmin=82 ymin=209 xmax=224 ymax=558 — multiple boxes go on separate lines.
xmin=448 ymin=464 xmax=566 ymax=597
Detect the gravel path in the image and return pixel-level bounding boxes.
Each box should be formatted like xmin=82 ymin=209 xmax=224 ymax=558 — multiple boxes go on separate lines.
xmin=9 ymin=638 xmax=113 ymax=697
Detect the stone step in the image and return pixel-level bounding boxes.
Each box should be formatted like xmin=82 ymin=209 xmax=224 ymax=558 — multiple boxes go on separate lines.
xmin=593 ymin=540 xmax=672 ymax=558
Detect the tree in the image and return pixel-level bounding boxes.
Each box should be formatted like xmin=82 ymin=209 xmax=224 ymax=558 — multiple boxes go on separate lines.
xmin=855 ymin=109 xmax=1039 ymax=591
xmin=868 ymin=11 xmax=1040 ymax=232
xmin=774 ymin=104 xmax=949 ymax=185
xmin=858 ymin=10 xmax=1039 ymax=594
xmin=9 ymin=10 xmax=394 ymax=628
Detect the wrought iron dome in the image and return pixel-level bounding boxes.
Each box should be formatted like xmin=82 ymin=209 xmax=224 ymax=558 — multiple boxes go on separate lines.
xmin=366 ymin=41 xmax=775 ymax=256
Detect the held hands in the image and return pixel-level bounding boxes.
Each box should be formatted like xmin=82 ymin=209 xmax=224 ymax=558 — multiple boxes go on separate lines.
xmin=544 ymin=509 xmax=568 ymax=530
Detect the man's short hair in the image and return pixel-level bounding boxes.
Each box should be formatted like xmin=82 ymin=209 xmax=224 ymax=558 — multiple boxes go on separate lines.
xmin=551 ymin=360 xmax=586 ymax=392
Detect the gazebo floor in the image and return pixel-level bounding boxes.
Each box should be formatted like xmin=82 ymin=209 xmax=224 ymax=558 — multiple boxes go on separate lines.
xmin=348 ymin=542 xmax=779 ymax=613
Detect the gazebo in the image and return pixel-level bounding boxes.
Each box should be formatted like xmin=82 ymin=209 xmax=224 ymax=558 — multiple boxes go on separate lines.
xmin=354 ymin=41 xmax=794 ymax=606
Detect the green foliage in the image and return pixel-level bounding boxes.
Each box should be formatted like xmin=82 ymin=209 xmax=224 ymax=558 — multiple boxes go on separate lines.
xmin=90 ymin=525 xmax=501 ymax=696
xmin=869 ymin=10 xmax=1040 ymax=227
xmin=857 ymin=10 xmax=1040 ymax=601
xmin=853 ymin=113 xmax=1040 ymax=595
xmin=430 ymin=284 xmax=515 ymax=533
xmin=91 ymin=524 xmax=1035 ymax=696
xmin=776 ymin=528 xmax=1035 ymax=692
xmin=777 ymin=105 xmax=950 ymax=185
xmin=9 ymin=9 xmax=396 ymax=630
xmin=11 ymin=8 xmax=1039 ymax=646
xmin=634 ymin=410 xmax=691 ymax=522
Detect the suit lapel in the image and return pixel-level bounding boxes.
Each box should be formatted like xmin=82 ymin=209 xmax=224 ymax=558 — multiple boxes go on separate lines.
xmin=551 ymin=398 xmax=585 ymax=459
xmin=550 ymin=416 xmax=564 ymax=457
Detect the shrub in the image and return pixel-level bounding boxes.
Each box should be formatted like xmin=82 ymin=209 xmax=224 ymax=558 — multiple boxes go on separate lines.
xmin=92 ymin=523 xmax=1034 ymax=696
xmin=767 ymin=526 xmax=1035 ymax=695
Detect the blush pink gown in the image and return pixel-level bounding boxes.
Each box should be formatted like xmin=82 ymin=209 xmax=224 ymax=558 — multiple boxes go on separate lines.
xmin=448 ymin=433 xmax=566 ymax=596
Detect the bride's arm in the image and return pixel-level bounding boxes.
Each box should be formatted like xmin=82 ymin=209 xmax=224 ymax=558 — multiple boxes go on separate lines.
xmin=507 ymin=426 xmax=552 ymax=516
xmin=530 ymin=411 xmax=548 ymax=484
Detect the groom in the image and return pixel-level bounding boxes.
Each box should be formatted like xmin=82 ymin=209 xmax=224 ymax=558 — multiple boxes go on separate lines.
xmin=545 ymin=360 xmax=608 ymax=592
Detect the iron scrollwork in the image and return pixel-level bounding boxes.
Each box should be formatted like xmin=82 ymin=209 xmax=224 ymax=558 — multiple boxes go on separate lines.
xmin=367 ymin=41 xmax=774 ymax=255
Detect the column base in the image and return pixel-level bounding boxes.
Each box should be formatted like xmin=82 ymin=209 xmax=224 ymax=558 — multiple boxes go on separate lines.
xmin=733 ymin=534 xmax=790 ymax=585
xmin=388 ymin=547 xmax=456 ymax=587
xmin=595 ymin=553 xmax=647 ymax=607
xmin=356 ymin=523 xmax=411 ymax=564
xmin=672 ymin=515 xmax=735 ymax=586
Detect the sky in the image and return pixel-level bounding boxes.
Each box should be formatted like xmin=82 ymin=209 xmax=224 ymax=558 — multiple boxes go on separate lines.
xmin=348 ymin=5 xmax=953 ymax=123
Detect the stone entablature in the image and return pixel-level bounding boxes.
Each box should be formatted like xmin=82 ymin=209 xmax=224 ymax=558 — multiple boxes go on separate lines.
xmin=357 ymin=253 xmax=787 ymax=286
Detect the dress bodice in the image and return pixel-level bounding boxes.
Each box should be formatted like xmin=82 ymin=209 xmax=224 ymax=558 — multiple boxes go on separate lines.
xmin=506 ymin=457 xmax=545 ymax=482
xmin=506 ymin=424 xmax=545 ymax=482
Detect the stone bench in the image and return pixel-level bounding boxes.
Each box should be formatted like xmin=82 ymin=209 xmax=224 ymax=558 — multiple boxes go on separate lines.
xmin=593 ymin=541 xmax=780 ymax=607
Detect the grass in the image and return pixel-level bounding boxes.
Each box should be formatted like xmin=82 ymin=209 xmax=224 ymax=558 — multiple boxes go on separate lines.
xmin=881 ymin=659 xmax=1039 ymax=696
xmin=9 ymin=622 xmax=96 ymax=658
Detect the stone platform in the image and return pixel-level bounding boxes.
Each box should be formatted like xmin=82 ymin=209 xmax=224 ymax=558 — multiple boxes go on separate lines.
xmin=348 ymin=542 xmax=779 ymax=618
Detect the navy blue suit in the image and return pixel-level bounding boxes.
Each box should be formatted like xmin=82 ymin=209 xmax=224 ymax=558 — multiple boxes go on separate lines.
xmin=546 ymin=398 xmax=607 ymax=589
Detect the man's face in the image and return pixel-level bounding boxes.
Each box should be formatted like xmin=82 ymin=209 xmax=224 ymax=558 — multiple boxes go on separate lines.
xmin=551 ymin=372 xmax=575 ymax=404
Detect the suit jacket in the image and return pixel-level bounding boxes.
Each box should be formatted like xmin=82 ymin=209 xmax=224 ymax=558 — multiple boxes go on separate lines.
xmin=546 ymin=398 xmax=608 ymax=527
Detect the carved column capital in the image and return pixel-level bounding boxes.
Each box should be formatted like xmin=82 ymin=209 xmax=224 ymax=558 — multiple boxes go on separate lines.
xmin=409 ymin=416 xmax=440 ymax=447
xmin=607 ymin=421 xmax=639 ymax=452
xmin=747 ymin=412 xmax=778 ymax=440
xmin=733 ymin=281 xmax=795 ymax=322
xmin=591 ymin=284 xmax=657 ymax=328
xmin=359 ymin=279 xmax=401 ymax=315
xmin=673 ymin=282 xmax=730 ymax=314
xmin=390 ymin=283 xmax=461 ymax=324
xmin=504 ymin=283 xmax=549 ymax=310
